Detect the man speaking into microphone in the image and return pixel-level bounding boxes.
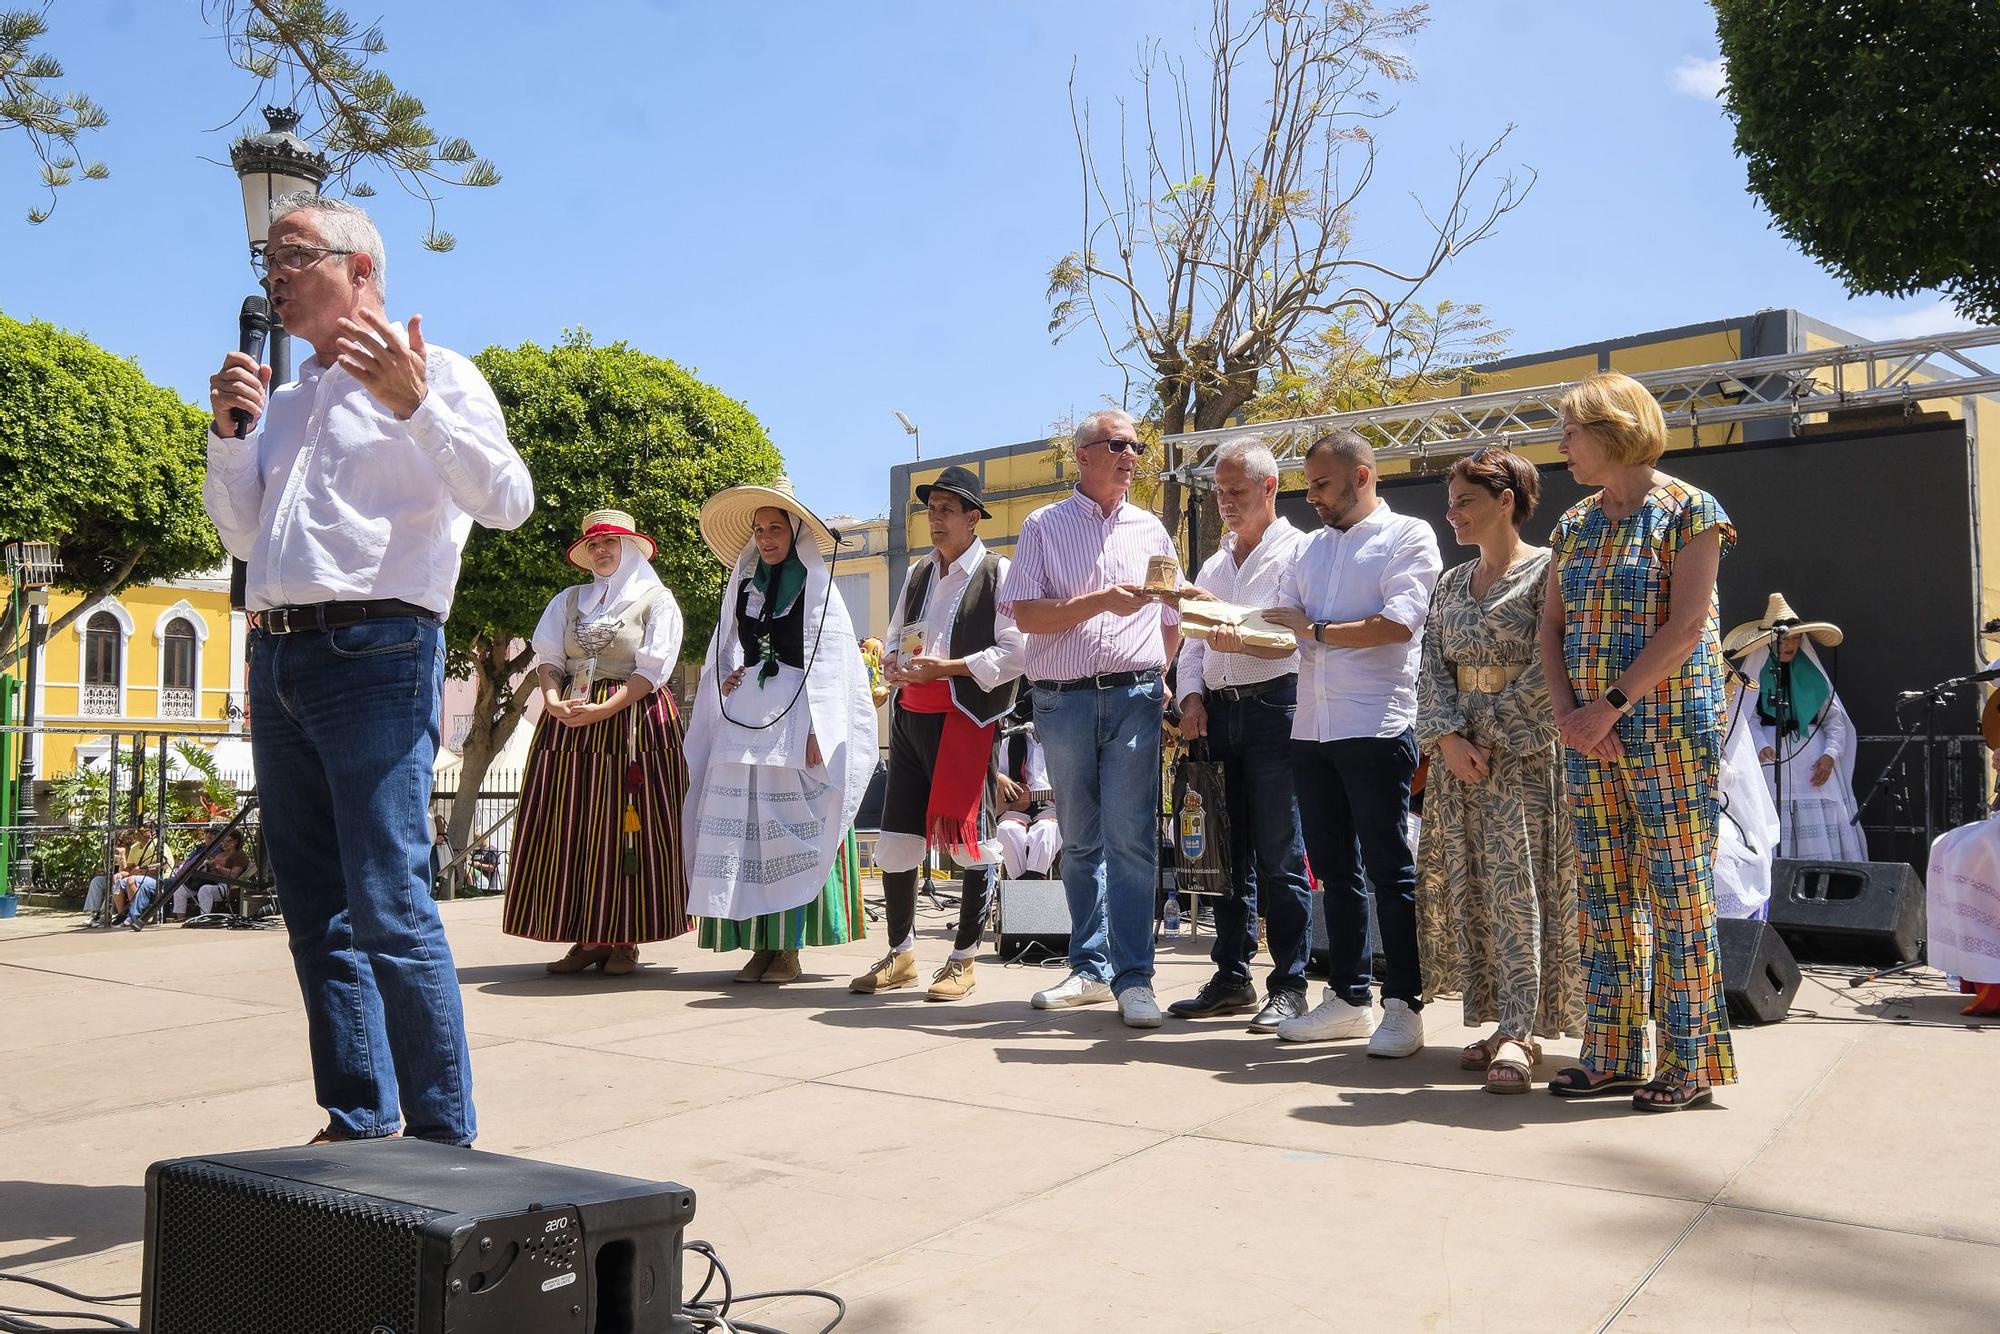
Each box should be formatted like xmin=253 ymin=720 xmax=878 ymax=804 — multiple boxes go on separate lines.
xmin=205 ymin=193 xmax=533 ymax=1147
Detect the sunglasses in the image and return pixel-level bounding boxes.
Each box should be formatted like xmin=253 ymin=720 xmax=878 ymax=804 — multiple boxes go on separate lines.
xmin=1087 ymin=437 xmax=1146 ymax=456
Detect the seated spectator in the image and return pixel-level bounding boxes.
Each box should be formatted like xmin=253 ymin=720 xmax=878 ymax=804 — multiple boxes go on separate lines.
xmin=109 ymin=829 xmax=164 ymax=931
xmin=83 ymin=829 xmax=145 ymax=927
xmin=170 ymin=830 xmax=250 ymax=919
xmin=993 ymin=710 xmax=1060 ymax=880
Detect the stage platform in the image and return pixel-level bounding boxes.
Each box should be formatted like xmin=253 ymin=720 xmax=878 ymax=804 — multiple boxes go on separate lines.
xmin=1 ymin=893 xmax=1992 ymax=1332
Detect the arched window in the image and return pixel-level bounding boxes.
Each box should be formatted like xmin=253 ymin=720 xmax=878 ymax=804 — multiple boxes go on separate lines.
xmin=162 ymin=618 xmax=197 ymax=690
xmin=82 ymin=611 xmax=122 ymax=715
xmin=161 ymin=616 xmax=198 ymax=717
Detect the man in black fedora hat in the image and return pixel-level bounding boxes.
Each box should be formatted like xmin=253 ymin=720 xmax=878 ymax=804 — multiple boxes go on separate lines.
xmin=852 ymin=465 xmax=1025 ymax=1001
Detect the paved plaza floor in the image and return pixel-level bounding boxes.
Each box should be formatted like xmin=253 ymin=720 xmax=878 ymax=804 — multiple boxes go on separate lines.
xmin=1 ymin=892 xmax=1993 ymax=1332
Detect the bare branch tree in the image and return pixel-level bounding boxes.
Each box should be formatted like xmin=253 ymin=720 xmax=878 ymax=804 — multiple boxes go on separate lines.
xmin=1047 ymin=0 xmax=1533 ymax=520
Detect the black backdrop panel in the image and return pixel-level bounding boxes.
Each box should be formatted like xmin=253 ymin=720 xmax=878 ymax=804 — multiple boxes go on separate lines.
xmin=1274 ymin=421 xmax=1975 ymax=737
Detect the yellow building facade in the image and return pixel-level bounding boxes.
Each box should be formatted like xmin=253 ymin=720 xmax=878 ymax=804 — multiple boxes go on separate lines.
xmin=19 ymin=567 xmax=247 ymax=780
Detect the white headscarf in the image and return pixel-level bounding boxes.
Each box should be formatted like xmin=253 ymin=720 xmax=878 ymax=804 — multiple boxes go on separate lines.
xmin=531 ymin=537 xmax=669 ymax=669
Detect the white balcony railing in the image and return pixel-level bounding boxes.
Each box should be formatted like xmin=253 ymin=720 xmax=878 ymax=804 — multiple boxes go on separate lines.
xmin=160 ymin=687 xmax=196 ymax=719
xmin=82 ymin=684 xmax=120 ymax=716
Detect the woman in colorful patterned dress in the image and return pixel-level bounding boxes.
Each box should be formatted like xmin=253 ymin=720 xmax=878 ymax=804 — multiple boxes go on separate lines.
xmin=1415 ymin=447 xmax=1581 ymax=1094
xmin=1538 ymin=371 xmax=1740 ymax=1112
xmin=682 ymin=478 xmax=877 ymax=984
xmin=505 ymin=509 xmax=691 ymax=976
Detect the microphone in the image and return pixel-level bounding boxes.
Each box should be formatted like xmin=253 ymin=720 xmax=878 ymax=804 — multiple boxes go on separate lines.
xmin=233 ymin=294 xmax=271 ymax=439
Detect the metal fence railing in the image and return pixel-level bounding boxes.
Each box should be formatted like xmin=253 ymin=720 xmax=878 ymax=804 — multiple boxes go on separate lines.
xmin=1 ymin=724 xmax=527 ymax=907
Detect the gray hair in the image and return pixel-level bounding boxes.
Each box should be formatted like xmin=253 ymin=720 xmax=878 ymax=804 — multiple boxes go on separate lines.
xmin=1305 ymin=428 xmax=1374 ymax=469
xmin=1071 ymin=408 xmax=1135 ymax=453
xmin=1213 ymin=435 xmax=1278 ymax=484
xmin=270 ymin=191 xmax=387 ymax=300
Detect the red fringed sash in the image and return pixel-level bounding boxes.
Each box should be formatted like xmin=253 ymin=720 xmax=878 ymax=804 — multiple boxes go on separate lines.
xmin=899 ymin=680 xmax=996 ymax=861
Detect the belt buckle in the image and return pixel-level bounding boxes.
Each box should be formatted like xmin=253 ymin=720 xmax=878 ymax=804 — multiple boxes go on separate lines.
xmin=1093 ymin=672 xmax=1121 ymax=690
xmin=266 ymin=607 xmax=292 ymax=636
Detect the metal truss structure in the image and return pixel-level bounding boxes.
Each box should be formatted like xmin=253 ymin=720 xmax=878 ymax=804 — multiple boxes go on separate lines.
xmin=1166 ymin=327 xmax=2000 ymax=486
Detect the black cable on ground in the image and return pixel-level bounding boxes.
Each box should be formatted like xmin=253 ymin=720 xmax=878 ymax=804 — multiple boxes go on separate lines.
xmin=681 ymin=1240 xmax=844 ymax=1334
xmin=0 ymin=1275 xmax=137 ymax=1333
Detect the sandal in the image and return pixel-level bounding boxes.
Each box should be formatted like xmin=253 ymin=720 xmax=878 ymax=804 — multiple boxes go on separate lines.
xmin=1459 ymin=1035 xmax=1501 ymax=1071
xmin=1484 ymin=1038 xmax=1539 ymax=1095
xmin=1631 ymin=1078 xmax=1713 ymax=1113
xmin=1547 ymin=1066 xmax=1650 ymax=1099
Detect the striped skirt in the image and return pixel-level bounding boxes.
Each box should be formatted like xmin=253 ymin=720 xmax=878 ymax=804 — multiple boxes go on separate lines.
xmin=503 ymin=679 xmax=691 ymax=945
xmin=696 ymin=829 xmax=865 ymax=952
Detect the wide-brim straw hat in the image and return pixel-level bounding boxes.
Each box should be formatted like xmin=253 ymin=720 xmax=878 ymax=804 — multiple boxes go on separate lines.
xmin=565 ymin=508 xmax=658 ymax=569
xmin=1723 ymin=592 xmax=1844 ymax=659
xmin=698 ymin=475 xmax=839 ymax=566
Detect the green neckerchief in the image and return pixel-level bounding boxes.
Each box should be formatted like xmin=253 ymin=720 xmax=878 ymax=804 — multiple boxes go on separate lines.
xmin=1758 ymin=649 xmax=1831 ymax=739
xmin=750 ymin=550 xmax=808 ymax=684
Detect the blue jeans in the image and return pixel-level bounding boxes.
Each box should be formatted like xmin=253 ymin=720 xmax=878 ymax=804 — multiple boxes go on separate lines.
xmin=1203 ymin=682 xmax=1311 ymax=995
xmin=249 ymin=617 xmax=476 ymax=1144
xmin=1032 ymin=673 xmax=1164 ymax=994
xmin=1291 ymin=730 xmax=1423 ymax=1009
xmin=122 ymin=875 xmax=163 ymax=924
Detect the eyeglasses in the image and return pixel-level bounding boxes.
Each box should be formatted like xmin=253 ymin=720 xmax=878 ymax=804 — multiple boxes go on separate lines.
xmin=1086 ymin=437 xmax=1146 ymax=456
xmin=252 ymin=244 xmax=356 ymax=277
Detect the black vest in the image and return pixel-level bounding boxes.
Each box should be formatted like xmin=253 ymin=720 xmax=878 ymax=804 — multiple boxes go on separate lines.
xmin=898 ymin=550 xmax=1020 ymax=726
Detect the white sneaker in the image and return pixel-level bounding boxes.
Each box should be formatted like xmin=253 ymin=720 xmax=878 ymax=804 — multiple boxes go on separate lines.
xmin=1366 ymin=998 xmax=1425 ymax=1058
xmin=1117 ymin=986 xmax=1164 ymax=1029
xmin=1032 ymin=971 xmax=1114 ymax=1010
xmin=1275 ymin=990 xmax=1377 ymax=1043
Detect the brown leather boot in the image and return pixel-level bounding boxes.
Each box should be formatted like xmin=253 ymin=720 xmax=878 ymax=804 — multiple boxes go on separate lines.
xmin=603 ymin=945 xmax=639 ymax=976
xmin=849 ymin=951 xmax=917 ymax=994
xmin=546 ymin=945 xmax=612 ymax=974
xmin=733 ymin=948 xmax=777 ymax=983
xmin=758 ymin=949 xmax=802 ymax=983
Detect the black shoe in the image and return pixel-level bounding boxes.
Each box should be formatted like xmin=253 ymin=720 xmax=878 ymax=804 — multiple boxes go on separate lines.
xmin=1167 ymin=975 xmax=1259 ymax=1019
xmin=1248 ymin=988 xmax=1308 ymax=1033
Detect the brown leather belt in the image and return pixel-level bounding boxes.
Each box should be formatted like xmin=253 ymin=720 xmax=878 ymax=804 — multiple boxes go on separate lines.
xmin=1455 ymin=662 xmax=1524 ymax=693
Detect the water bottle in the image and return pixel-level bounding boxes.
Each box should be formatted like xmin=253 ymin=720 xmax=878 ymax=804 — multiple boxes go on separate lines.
xmin=1163 ymin=892 xmax=1182 ymax=936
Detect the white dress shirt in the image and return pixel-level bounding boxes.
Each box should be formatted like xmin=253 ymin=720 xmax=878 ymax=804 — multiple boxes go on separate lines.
xmin=1279 ymin=499 xmax=1442 ymax=741
xmin=883 ymin=538 xmax=1025 ymax=692
xmin=204 ymin=333 xmax=534 ymax=617
xmin=1175 ymin=516 xmax=1307 ymax=703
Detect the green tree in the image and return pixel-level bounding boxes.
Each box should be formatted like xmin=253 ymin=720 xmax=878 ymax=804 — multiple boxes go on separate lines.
xmin=1047 ymin=0 xmax=1531 ymax=525
xmin=2 ymin=1 xmax=496 ymax=247
xmin=440 ymin=332 xmax=783 ymax=861
xmin=1243 ymin=300 xmax=1508 ymax=422
xmin=0 ymin=311 xmax=224 ymax=669
xmin=1715 ymin=0 xmax=2000 ymax=323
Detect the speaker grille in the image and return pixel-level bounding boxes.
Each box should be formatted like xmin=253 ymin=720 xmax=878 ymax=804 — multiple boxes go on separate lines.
xmin=151 ymin=1160 xmax=444 ymax=1334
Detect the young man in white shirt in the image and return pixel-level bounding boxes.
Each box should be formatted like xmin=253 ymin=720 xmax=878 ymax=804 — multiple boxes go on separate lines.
xmin=1170 ymin=438 xmax=1314 ymax=1032
xmin=206 ymin=194 xmax=533 ymax=1146
xmin=1263 ymin=430 xmax=1442 ymax=1057
xmin=851 ymin=466 xmax=1023 ymax=1001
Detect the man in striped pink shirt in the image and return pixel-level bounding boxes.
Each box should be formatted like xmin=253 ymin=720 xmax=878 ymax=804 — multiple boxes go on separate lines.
xmin=997 ymin=408 xmax=1180 ymax=1027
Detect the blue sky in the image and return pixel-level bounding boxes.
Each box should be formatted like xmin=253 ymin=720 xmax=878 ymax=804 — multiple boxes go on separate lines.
xmin=5 ymin=0 xmax=1971 ymax=521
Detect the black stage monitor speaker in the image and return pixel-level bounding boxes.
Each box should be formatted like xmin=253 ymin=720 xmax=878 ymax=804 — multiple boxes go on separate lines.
xmin=142 ymin=1138 xmax=697 ymax=1334
xmin=1768 ymin=858 xmax=1926 ymax=967
xmin=1718 ymin=918 xmax=1801 ymax=1025
xmin=995 ymin=877 xmax=1071 ymax=958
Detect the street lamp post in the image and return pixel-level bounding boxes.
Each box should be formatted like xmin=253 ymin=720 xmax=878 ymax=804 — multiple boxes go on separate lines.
xmin=229 ymin=106 xmax=331 ymax=387
xmin=226 ymin=108 xmax=332 ymax=609
xmin=7 ymin=541 xmax=60 ymax=895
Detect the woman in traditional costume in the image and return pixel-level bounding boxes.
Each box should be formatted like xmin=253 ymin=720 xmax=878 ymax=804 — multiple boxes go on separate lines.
xmin=1724 ymin=595 xmax=1864 ymax=861
xmin=504 ymin=509 xmax=691 ymax=975
xmin=682 ymin=478 xmax=877 ymax=983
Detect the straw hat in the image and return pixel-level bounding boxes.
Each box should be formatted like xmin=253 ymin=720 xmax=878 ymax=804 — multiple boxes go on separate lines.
xmin=565 ymin=508 xmax=657 ymax=570
xmin=697 ymin=475 xmax=839 ymax=566
xmin=1723 ymin=592 xmax=1844 ymax=659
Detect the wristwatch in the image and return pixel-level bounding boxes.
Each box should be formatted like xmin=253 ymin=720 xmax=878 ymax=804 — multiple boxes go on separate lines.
xmin=1310 ymin=621 xmax=1326 ymax=644
xmin=1604 ymin=686 xmax=1633 ymax=715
